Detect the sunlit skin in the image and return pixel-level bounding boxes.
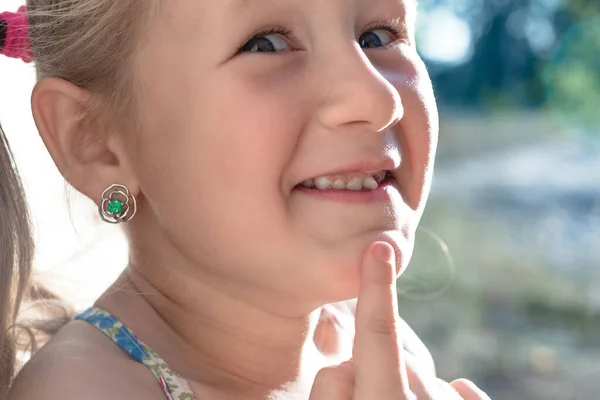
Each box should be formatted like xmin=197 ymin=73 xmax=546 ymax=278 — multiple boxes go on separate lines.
xmin=25 ymin=0 xmax=439 ymax=398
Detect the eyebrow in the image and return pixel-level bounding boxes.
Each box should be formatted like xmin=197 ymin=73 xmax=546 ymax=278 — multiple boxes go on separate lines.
xmin=228 ymin=0 xmax=254 ymax=11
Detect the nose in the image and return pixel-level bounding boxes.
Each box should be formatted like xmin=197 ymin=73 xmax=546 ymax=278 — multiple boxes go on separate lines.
xmin=316 ymin=44 xmax=403 ymax=133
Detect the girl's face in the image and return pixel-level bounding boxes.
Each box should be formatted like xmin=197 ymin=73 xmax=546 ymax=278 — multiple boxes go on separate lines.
xmin=129 ymin=0 xmax=437 ymax=307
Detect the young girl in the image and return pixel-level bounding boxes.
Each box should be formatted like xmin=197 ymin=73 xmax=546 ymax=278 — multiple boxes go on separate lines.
xmin=1 ymin=1 xmax=490 ymax=399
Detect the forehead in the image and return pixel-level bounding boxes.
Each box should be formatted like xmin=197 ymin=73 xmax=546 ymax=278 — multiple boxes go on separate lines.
xmin=163 ymin=0 xmax=416 ymax=20
xmin=226 ymin=0 xmax=416 ymax=6
xmin=226 ymin=0 xmax=417 ymax=13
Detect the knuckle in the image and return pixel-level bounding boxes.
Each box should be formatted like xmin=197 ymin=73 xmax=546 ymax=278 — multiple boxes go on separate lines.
xmin=450 ymin=378 xmax=474 ymax=390
xmin=314 ymin=365 xmax=353 ymax=386
xmin=450 ymin=378 xmax=489 ymax=398
xmin=367 ymin=316 xmax=398 ymax=336
xmin=436 ymin=378 xmax=461 ymax=398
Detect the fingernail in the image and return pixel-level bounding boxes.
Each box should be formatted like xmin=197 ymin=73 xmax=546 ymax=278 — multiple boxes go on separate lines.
xmin=371 ymin=242 xmax=394 ymax=263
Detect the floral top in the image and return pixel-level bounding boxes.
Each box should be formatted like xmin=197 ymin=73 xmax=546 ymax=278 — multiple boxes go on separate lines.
xmin=75 ymin=307 xmax=196 ymax=400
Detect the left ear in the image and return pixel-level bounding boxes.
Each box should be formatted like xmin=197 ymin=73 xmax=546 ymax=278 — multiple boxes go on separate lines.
xmin=31 ymin=77 xmax=140 ymax=204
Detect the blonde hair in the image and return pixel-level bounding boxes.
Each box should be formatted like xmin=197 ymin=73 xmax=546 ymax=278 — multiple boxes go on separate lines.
xmin=0 ymin=123 xmax=34 ymax=398
xmin=1 ymin=0 xmax=158 ymax=395
xmin=27 ymin=0 xmax=159 ymax=130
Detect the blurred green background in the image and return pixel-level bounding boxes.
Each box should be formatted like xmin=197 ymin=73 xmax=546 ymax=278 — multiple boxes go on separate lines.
xmin=400 ymin=1 xmax=600 ymax=399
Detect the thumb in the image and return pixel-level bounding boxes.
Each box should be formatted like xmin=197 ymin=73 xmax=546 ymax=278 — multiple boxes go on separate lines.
xmin=309 ymin=360 xmax=354 ymax=400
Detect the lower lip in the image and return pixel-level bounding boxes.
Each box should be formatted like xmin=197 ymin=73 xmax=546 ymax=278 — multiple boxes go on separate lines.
xmin=293 ymin=179 xmax=398 ymax=204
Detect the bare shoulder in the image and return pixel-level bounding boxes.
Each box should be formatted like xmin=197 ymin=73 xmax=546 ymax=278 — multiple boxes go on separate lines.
xmin=8 ymin=321 xmax=163 ymax=400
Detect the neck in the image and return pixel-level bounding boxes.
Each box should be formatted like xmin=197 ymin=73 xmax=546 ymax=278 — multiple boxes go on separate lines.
xmin=96 ymin=260 xmax=352 ymax=398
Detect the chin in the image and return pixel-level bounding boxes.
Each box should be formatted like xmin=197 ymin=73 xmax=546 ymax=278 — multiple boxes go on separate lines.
xmin=373 ymin=229 xmax=415 ymax=277
xmin=306 ymin=229 xmax=415 ymax=305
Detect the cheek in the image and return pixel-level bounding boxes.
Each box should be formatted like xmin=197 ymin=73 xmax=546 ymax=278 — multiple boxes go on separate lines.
xmin=133 ymin=70 xmax=311 ymax=274
xmin=393 ymin=62 xmax=438 ymax=214
xmin=130 ymin=52 xmax=435 ymax=300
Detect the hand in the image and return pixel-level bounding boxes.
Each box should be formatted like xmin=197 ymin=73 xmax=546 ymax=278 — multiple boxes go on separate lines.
xmin=309 ymin=242 xmax=491 ymax=400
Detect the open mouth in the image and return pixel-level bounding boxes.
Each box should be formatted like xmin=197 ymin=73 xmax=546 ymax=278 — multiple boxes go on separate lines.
xmin=294 ymin=170 xmax=396 ymax=192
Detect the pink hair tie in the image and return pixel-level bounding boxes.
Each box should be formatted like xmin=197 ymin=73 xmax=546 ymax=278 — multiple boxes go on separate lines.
xmin=0 ymin=6 xmax=34 ymax=63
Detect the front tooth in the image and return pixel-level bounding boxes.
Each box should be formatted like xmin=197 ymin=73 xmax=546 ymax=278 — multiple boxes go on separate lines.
xmin=346 ymin=176 xmax=363 ymax=191
xmin=332 ymin=179 xmax=346 ymax=190
xmin=363 ymin=175 xmax=378 ymax=190
xmin=302 ymin=179 xmax=315 ymax=188
xmin=315 ymin=177 xmax=332 ymax=190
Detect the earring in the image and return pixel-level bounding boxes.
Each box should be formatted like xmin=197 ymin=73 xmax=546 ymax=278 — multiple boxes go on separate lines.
xmin=99 ymin=184 xmax=137 ymax=224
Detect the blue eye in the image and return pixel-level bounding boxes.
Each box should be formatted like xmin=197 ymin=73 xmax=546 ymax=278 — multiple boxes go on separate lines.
xmin=240 ymin=28 xmax=292 ymax=53
xmin=359 ymin=29 xmax=398 ymax=49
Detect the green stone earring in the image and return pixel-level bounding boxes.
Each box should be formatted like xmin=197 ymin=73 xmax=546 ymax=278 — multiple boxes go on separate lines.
xmin=99 ymin=184 xmax=137 ymax=224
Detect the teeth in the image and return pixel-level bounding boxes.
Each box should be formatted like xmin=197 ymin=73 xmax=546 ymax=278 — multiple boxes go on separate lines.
xmin=346 ymin=176 xmax=363 ymax=191
xmin=362 ymin=175 xmax=378 ymax=190
xmin=332 ymin=179 xmax=346 ymax=189
xmin=315 ymin=177 xmax=332 ymax=190
xmin=300 ymin=171 xmax=390 ymax=191
xmin=302 ymin=179 xmax=315 ymax=188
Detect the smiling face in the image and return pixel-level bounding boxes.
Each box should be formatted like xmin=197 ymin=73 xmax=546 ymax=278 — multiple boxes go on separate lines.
xmin=125 ymin=0 xmax=438 ymax=309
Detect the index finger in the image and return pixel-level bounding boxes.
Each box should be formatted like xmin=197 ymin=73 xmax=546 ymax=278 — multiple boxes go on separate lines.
xmin=353 ymin=241 xmax=411 ymax=399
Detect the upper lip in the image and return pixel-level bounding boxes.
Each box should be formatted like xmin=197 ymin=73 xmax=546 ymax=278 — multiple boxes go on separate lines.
xmin=295 ymin=157 xmax=400 ymax=185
